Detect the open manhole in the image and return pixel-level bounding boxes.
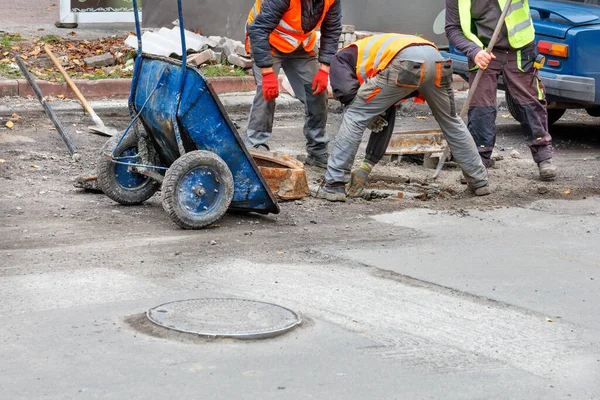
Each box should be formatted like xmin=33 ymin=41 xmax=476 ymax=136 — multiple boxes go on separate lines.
xmin=146 ymin=298 xmax=302 ymax=340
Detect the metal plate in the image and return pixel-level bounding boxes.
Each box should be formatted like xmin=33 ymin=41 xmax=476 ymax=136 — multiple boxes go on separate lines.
xmin=146 ymin=298 xmax=302 ymax=340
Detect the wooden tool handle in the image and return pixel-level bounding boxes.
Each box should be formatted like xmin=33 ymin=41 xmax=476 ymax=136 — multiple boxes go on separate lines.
xmin=43 ymin=44 xmax=100 ymax=123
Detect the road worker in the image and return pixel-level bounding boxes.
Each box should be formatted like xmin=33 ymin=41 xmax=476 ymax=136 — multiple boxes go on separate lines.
xmin=315 ymin=33 xmax=490 ymax=201
xmin=445 ymin=0 xmax=557 ymax=180
xmin=244 ymin=0 xmax=342 ymax=168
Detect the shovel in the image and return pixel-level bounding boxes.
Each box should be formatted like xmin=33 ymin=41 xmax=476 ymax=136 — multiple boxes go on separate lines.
xmin=44 ymin=44 xmax=118 ymax=137
xmin=433 ymin=1 xmax=513 ymax=179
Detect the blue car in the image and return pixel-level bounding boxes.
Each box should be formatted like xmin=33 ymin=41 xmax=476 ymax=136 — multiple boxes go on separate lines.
xmin=443 ymin=0 xmax=600 ymax=125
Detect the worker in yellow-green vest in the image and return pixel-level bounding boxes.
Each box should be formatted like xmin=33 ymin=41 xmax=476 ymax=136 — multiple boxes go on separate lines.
xmin=446 ymin=0 xmax=557 ymax=181
xmin=314 ymin=34 xmax=490 ymax=202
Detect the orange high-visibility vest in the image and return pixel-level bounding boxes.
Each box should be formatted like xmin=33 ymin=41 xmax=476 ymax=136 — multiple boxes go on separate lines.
xmin=246 ymin=0 xmax=336 ymax=55
xmin=350 ymin=34 xmax=438 ymax=84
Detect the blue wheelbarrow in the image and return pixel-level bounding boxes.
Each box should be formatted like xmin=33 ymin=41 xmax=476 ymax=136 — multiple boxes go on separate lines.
xmin=97 ymin=0 xmax=279 ymax=229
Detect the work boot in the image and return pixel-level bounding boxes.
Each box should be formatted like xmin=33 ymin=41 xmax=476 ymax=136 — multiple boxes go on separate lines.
xmin=472 ymin=185 xmax=491 ymax=196
xmin=304 ymin=153 xmax=329 ymax=169
xmin=314 ymin=183 xmax=346 ymax=202
xmin=538 ymin=159 xmax=557 ymax=181
xmin=461 ymin=158 xmax=495 ymax=184
xmin=347 ymin=161 xmax=373 ymax=197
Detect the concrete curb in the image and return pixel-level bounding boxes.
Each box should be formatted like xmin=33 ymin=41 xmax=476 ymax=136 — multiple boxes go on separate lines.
xmin=0 ymin=74 xmax=468 ymax=100
xmin=0 ymin=91 xmax=507 ymax=121
xmin=0 ymin=76 xmax=257 ymax=99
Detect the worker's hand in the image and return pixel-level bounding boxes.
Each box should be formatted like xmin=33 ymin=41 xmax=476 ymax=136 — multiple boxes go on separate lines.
xmin=261 ymin=68 xmax=279 ymax=101
xmin=474 ymin=50 xmax=496 ymax=70
xmin=312 ymin=64 xmax=330 ymax=96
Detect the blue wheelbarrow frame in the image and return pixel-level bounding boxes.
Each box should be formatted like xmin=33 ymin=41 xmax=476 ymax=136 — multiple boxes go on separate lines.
xmin=98 ymin=0 xmax=279 ymax=229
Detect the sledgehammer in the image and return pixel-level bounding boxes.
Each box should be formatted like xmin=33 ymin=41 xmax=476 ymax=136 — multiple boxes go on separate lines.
xmin=433 ymin=2 xmax=513 ymax=179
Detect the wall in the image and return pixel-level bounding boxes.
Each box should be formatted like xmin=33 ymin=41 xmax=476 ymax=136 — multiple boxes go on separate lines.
xmin=143 ymin=0 xmax=447 ymax=45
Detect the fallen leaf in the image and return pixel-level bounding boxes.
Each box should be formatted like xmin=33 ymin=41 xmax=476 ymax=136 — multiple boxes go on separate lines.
xmin=31 ymin=164 xmax=39 ymax=169
xmin=546 ymin=318 xmax=553 ymax=323
xmin=11 ymin=46 xmax=20 ymax=51
xmin=0 ymin=58 xmax=11 ymax=64
xmin=5 ymin=121 xmax=14 ymax=129
xmin=56 ymin=94 xmax=65 ymax=99
xmin=563 ymin=189 xmax=572 ymax=195
xmin=10 ymin=113 xmax=22 ymax=120
xmin=30 ymin=49 xmax=41 ymax=57
xmin=501 ymin=114 xmax=512 ymax=118
xmin=416 ymin=116 xmax=427 ymax=120
xmin=38 ymin=28 xmax=45 ymax=31
xmin=21 ymin=55 xmax=28 ymax=60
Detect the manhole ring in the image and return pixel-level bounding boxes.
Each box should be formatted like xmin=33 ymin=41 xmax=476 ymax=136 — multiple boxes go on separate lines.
xmin=146 ymin=298 xmax=302 ymax=340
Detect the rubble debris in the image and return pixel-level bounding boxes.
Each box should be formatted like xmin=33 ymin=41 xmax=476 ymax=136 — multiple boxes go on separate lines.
xmin=84 ymin=53 xmax=115 ymax=68
xmin=251 ymin=150 xmax=310 ymax=201
xmin=124 ymin=27 xmax=253 ymax=70
xmin=187 ymin=49 xmax=215 ymax=66
xmin=228 ymin=54 xmax=253 ymax=69
xmin=509 ymin=150 xmax=521 ymax=159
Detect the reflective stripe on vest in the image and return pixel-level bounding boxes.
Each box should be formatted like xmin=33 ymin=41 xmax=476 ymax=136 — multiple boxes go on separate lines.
xmin=351 ymin=33 xmax=437 ymax=84
xmin=457 ymin=0 xmax=535 ymax=50
xmin=246 ymin=0 xmax=335 ymax=54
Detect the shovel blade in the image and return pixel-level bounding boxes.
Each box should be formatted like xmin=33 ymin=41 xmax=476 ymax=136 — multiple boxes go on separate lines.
xmin=88 ymin=125 xmax=118 ymax=137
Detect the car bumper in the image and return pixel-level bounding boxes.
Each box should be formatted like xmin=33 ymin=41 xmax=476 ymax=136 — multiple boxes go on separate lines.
xmin=443 ymin=53 xmax=596 ymax=104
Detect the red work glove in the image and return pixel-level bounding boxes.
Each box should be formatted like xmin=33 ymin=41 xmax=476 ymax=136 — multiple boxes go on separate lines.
xmin=261 ymin=71 xmax=279 ymax=101
xmin=312 ymin=67 xmax=329 ymax=96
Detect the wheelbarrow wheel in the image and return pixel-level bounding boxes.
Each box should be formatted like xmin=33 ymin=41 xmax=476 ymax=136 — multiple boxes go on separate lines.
xmin=97 ymin=134 xmax=160 ymax=205
xmin=162 ymin=150 xmax=234 ymax=229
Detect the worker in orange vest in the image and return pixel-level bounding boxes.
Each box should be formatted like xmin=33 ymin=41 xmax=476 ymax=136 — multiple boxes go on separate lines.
xmin=315 ymin=33 xmax=490 ymax=201
xmin=244 ymin=0 xmax=342 ymax=168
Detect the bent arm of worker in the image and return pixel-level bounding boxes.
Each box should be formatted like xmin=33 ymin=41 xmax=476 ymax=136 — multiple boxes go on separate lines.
xmin=329 ymin=46 xmax=360 ymax=105
xmin=318 ymin=0 xmax=342 ymax=65
xmin=247 ymin=0 xmax=290 ymax=68
xmin=444 ymin=0 xmax=483 ymax=62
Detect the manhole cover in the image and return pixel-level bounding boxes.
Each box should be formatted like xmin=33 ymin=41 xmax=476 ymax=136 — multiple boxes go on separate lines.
xmin=146 ymin=298 xmax=302 ymax=339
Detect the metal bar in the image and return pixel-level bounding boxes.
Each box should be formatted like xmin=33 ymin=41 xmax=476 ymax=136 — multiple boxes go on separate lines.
xmin=129 ymin=0 xmax=143 ymax=114
xmin=13 ymin=53 xmax=77 ymax=156
xmin=172 ymin=0 xmax=189 ymax=156
xmin=433 ymin=1 xmax=514 ymax=179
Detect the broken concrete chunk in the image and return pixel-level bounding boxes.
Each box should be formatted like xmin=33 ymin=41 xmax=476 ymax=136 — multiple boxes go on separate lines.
xmin=234 ymin=42 xmax=248 ymax=57
xmin=187 ymin=49 xmax=215 ymax=66
xmin=84 ymin=53 xmax=115 ymax=68
xmin=228 ymin=54 xmax=253 ymax=69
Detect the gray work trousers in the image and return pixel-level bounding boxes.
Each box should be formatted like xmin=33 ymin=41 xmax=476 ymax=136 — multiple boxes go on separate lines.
xmin=245 ymin=49 xmax=329 ymax=157
xmin=326 ymin=45 xmax=488 ymax=189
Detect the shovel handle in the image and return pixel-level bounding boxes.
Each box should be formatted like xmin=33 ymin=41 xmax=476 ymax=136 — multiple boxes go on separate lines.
xmin=43 ymin=45 xmax=101 ymax=123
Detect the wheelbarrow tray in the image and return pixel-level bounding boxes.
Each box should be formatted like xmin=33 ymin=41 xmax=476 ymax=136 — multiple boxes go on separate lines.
xmin=132 ymin=54 xmax=279 ymax=215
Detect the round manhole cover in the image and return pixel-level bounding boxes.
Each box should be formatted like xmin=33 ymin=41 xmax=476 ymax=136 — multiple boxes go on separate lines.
xmin=146 ymin=298 xmax=302 ymax=339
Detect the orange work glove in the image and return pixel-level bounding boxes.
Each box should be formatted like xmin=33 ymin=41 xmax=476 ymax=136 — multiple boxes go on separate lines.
xmin=312 ymin=67 xmax=329 ymax=96
xmin=261 ymin=71 xmax=279 ymax=101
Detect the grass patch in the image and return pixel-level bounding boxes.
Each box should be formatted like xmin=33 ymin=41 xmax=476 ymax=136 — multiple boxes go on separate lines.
xmin=0 ymin=33 xmax=24 ymax=51
xmin=201 ymin=64 xmax=248 ymax=77
xmin=40 ymin=34 xmax=61 ymax=45
xmin=0 ymin=63 xmax=21 ymax=79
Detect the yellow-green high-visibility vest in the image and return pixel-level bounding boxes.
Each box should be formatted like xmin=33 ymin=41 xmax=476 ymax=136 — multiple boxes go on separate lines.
xmin=458 ymin=0 xmax=535 ymax=50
